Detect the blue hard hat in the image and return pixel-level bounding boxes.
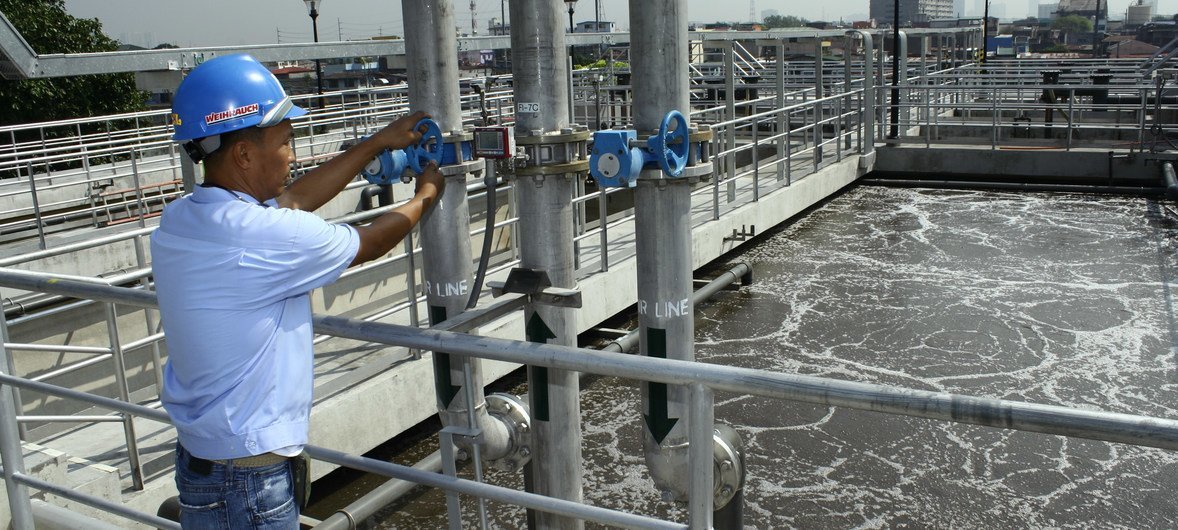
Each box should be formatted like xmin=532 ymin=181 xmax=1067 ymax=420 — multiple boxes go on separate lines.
xmin=170 ymin=54 xmax=307 ymax=143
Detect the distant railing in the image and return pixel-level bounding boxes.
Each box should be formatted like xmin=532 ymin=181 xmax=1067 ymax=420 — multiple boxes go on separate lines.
xmin=880 ymin=58 xmax=1175 ymax=152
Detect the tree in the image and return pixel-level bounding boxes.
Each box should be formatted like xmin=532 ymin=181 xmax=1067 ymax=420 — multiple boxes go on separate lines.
xmin=0 ymin=0 xmax=147 ymax=126
xmin=1052 ymin=14 xmax=1093 ymax=34
xmin=764 ymin=15 xmax=810 ymax=29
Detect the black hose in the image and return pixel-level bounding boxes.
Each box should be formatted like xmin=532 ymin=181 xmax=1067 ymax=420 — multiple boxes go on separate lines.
xmin=466 ymin=162 xmax=498 ymax=310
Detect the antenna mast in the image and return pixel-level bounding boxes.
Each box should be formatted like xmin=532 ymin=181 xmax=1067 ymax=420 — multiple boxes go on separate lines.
xmin=749 ymin=0 xmax=757 ymax=21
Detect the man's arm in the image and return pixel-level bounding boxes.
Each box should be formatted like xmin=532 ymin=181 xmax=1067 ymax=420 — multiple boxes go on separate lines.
xmin=350 ymin=163 xmax=445 ymax=266
xmin=277 ymin=111 xmax=430 ymax=212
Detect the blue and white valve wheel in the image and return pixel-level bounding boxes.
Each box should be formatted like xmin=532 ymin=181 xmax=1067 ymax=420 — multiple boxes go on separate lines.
xmin=646 ymin=110 xmax=690 ymax=178
xmin=408 ymin=118 xmax=444 ymax=175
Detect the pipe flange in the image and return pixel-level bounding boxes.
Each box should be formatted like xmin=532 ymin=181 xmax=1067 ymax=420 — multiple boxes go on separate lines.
xmin=485 ymin=393 xmax=532 ymax=473
xmin=515 ymin=129 xmax=593 ymax=145
xmin=513 ymin=160 xmax=590 ymax=176
xmin=439 ymin=158 xmax=484 ymax=177
xmin=442 ymin=131 xmax=475 ymax=143
xmin=680 ymin=163 xmax=714 ymax=179
xmin=638 ymin=127 xmax=712 ymax=143
xmin=634 ymin=163 xmax=713 ymax=183
xmin=712 ymin=427 xmax=744 ymax=509
xmin=690 ymin=129 xmax=715 ymax=143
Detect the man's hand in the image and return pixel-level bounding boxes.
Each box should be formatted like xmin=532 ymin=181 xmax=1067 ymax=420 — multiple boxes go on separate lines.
xmin=415 ymin=162 xmax=445 ymax=205
xmin=372 ymin=110 xmax=432 ymax=151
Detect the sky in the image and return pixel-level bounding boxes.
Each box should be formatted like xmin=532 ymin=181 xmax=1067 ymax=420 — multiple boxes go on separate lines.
xmin=63 ymin=0 xmax=1175 ymax=49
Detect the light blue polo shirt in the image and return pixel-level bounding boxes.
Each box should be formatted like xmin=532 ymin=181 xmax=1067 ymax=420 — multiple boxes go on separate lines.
xmin=151 ymin=185 xmax=359 ymax=460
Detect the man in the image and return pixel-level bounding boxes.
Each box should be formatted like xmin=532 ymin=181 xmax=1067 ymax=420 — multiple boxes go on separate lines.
xmin=151 ymin=54 xmax=444 ymax=528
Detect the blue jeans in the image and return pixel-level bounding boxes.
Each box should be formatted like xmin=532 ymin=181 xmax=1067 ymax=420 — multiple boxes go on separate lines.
xmin=174 ymin=444 xmax=298 ymax=529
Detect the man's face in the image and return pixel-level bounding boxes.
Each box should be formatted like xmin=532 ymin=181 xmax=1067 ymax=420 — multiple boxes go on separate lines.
xmin=255 ymin=121 xmax=296 ymax=200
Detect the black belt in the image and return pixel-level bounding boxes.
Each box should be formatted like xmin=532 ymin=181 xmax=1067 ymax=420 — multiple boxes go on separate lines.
xmin=186 ymin=452 xmax=289 ymax=476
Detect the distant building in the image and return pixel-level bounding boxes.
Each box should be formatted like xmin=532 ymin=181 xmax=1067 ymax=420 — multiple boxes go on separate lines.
xmin=488 ymin=18 xmax=510 ymax=36
xmin=1126 ymin=2 xmax=1154 ymax=27
xmin=1105 ymin=36 xmax=1160 ymax=56
xmin=1056 ymin=0 xmax=1107 ymax=18
xmin=928 ymin=17 xmax=986 ymax=28
xmin=1038 ymin=3 xmax=1058 ymax=22
xmin=1137 ymin=20 xmax=1178 ymax=47
xmin=573 ymin=20 xmax=616 ymax=33
xmin=870 ymin=0 xmax=954 ymax=25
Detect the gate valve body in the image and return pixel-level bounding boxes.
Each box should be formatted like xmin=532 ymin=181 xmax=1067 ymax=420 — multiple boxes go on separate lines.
xmin=361 ymin=118 xmax=445 ymax=185
xmin=589 ymin=110 xmax=690 ymax=188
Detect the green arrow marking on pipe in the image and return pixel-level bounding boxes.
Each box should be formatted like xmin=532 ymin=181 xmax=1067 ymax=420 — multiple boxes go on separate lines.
xmin=644 ymin=327 xmax=678 ymax=445
xmin=526 ymin=312 xmax=556 ymax=422
xmin=430 ymin=305 xmax=461 ymax=409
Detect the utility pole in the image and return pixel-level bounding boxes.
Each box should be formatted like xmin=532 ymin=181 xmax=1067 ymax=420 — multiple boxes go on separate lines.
xmin=471 ymin=0 xmax=477 ymax=35
xmin=982 ymin=0 xmax=989 ymax=64
xmin=1092 ymin=0 xmax=1103 ymax=58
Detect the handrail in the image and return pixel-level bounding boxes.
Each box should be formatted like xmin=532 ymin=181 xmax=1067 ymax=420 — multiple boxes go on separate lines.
xmin=3 ymin=271 xmax=1178 ymax=528
xmin=0 ymin=359 xmax=684 ymax=530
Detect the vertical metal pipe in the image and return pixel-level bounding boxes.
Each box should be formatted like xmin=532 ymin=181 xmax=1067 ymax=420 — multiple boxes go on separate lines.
xmin=630 ymin=0 xmax=695 ymax=504
xmin=848 ymin=31 xmax=874 ymax=156
xmin=509 ymin=1 xmax=583 ymax=527
xmin=0 ymin=310 xmax=34 ymax=530
xmin=402 ymin=0 xmax=512 ymax=462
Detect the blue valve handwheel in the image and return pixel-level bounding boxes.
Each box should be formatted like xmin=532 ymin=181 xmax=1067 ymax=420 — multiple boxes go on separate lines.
xmin=408 ymin=118 xmax=445 ymax=174
xmin=649 ymin=110 xmax=690 ymax=178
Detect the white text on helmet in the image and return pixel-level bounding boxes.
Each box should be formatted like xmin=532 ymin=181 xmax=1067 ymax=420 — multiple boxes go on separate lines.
xmin=205 ymin=103 xmax=260 ymax=126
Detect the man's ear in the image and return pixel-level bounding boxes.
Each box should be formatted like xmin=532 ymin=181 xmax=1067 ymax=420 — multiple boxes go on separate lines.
xmin=229 ymin=137 xmax=254 ymax=171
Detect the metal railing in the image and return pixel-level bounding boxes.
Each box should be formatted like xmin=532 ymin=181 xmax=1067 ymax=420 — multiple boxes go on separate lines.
xmin=3 ymin=269 xmax=1178 ymax=528
xmin=878 ymin=58 xmax=1177 ymax=151
xmin=0 ymin=80 xmax=517 ymax=250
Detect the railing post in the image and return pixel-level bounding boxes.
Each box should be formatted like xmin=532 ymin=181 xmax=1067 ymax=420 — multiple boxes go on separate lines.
xmin=991 ymin=85 xmax=998 ymax=150
xmin=1067 ymin=88 xmax=1075 ymax=150
xmin=687 ymin=382 xmax=714 ymax=529
xmin=814 ymin=39 xmax=824 ymax=167
xmin=776 ymin=40 xmax=786 ymax=183
xmin=104 ymin=303 xmax=144 ymax=490
xmin=752 ymin=115 xmax=760 ymax=201
xmin=598 ymin=187 xmax=609 ymax=272
xmin=132 ymin=235 xmax=165 ymax=393
xmin=129 ymin=148 xmax=148 ymax=228
xmin=24 ymin=163 xmax=46 ymax=251
xmin=724 ymin=42 xmax=736 ymax=203
xmin=0 ymin=310 xmax=34 ymax=529
xmin=179 ymin=147 xmax=199 ymax=196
